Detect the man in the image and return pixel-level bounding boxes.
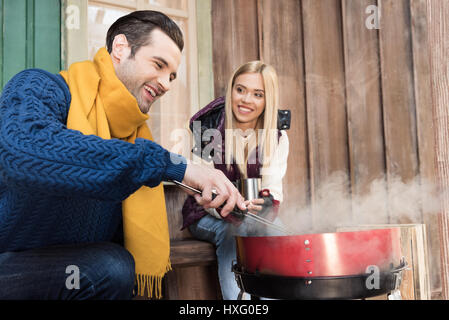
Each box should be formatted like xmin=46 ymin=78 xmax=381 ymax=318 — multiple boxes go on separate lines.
xmin=0 ymin=10 xmax=245 ymax=299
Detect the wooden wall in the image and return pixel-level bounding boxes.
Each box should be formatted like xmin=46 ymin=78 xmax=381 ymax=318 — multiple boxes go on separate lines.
xmin=427 ymin=0 xmax=449 ymax=299
xmin=211 ymin=0 xmax=440 ymax=293
xmin=0 ymin=0 xmax=61 ymax=91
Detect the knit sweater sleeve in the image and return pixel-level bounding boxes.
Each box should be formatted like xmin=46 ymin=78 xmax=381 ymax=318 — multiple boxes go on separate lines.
xmin=0 ymin=69 xmax=186 ymax=201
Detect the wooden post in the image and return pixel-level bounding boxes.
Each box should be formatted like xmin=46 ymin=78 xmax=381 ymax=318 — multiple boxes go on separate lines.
xmin=257 ymin=0 xmax=311 ymax=230
xmin=211 ymin=0 xmax=259 ymax=96
xmin=341 ymin=0 xmax=387 ymax=224
xmin=427 ymin=0 xmax=449 ymax=300
xmin=379 ymin=0 xmax=419 ymax=225
xmin=301 ymin=0 xmax=350 ymax=232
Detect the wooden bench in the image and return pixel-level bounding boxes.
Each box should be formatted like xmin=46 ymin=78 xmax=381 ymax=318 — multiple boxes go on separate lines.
xmin=161 ymin=185 xmax=222 ymax=300
xmin=170 ymin=239 xmax=217 ymax=267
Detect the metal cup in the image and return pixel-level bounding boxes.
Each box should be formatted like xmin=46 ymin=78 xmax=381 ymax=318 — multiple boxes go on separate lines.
xmin=239 ymin=178 xmax=261 ymax=201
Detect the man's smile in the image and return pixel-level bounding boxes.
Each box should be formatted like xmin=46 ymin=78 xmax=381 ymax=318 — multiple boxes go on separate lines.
xmin=143 ymin=84 xmax=159 ymax=102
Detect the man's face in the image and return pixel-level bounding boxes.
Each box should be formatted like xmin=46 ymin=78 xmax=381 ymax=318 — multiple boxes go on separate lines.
xmin=113 ymin=29 xmax=182 ymax=114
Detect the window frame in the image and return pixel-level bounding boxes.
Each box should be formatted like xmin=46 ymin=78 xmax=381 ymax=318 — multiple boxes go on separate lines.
xmin=61 ymin=0 xmax=215 ymax=164
xmin=87 ymin=0 xmax=199 ymax=117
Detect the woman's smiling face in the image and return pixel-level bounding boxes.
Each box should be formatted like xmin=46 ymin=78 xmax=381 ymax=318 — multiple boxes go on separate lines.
xmin=231 ymin=72 xmax=266 ymax=131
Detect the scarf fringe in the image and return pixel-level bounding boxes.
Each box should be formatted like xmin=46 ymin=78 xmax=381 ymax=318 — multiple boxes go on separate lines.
xmin=135 ymin=260 xmax=172 ymax=299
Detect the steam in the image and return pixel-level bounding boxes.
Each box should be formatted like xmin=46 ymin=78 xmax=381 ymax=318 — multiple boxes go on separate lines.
xmin=281 ymin=172 xmax=441 ymax=235
xmin=229 ymin=172 xmax=441 ymax=239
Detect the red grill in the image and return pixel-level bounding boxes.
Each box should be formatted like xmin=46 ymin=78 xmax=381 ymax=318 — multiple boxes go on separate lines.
xmin=233 ymin=228 xmax=406 ymax=299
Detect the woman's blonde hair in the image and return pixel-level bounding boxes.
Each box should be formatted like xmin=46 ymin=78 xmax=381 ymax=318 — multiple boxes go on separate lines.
xmin=224 ymin=61 xmax=280 ymax=178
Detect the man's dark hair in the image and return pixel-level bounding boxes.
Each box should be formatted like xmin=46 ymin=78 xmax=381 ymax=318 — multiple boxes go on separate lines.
xmin=106 ymin=10 xmax=184 ymax=57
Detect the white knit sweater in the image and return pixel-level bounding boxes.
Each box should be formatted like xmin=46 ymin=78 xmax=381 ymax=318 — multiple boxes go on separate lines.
xmin=260 ymin=130 xmax=289 ymax=202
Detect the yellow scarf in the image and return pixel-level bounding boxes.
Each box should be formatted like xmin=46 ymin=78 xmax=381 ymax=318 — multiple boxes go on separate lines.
xmin=60 ymin=48 xmax=171 ymax=298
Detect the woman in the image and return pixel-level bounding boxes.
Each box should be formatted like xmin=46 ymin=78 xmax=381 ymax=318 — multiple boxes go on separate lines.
xmin=181 ymin=61 xmax=289 ymax=299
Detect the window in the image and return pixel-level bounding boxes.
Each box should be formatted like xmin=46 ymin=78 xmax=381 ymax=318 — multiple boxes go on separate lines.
xmin=87 ymin=0 xmax=198 ymax=151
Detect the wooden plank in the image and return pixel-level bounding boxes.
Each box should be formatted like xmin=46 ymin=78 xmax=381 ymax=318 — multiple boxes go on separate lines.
xmin=378 ymin=0 xmax=419 ymax=224
xmin=228 ymin=0 xmax=259 ymax=74
xmin=26 ymin=0 xmax=35 ymax=69
xmin=426 ymin=0 xmax=449 ymax=300
xmin=412 ymin=224 xmax=432 ymax=299
xmin=301 ymin=0 xmax=350 ymax=232
xmin=342 ymin=0 xmax=388 ymax=225
xmin=257 ymin=0 xmax=311 ymax=229
xmin=2 ymin=0 xmax=27 ymax=86
xmin=138 ymin=264 xmax=221 ymax=300
xmin=211 ymin=0 xmax=234 ymax=97
xmin=211 ymin=0 xmax=259 ymax=96
xmin=164 ymin=265 xmax=221 ymax=299
xmin=399 ymin=226 xmax=416 ymax=300
xmin=187 ymin=0 xmax=199 ymax=117
xmin=1 ymin=0 xmax=61 ymax=88
xmin=196 ymin=0 xmax=215 ymax=110
xmin=164 ymin=186 xmax=191 ymax=240
xmin=170 ymin=240 xmax=216 ymax=267
xmin=410 ymin=0 xmax=441 ymax=293
xmin=34 ymin=0 xmax=61 ymax=73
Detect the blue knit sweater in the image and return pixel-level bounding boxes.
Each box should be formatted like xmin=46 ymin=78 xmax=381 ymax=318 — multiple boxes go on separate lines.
xmin=0 ymin=69 xmax=187 ymax=253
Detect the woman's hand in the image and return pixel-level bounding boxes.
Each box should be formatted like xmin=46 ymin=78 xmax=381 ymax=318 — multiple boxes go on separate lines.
xmin=243 ymin=198 xmax=265 ymax=214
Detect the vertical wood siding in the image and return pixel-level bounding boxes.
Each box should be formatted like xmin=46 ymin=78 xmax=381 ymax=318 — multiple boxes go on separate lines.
xmin=211 ymin=0 xmax=259 ymax=96
xmin=211 ymin=0 xmax=439 ymax=292
xmin=0 ymin=0 xmax=61 ymax=91
xmin=427 ymin=0 xmax=449 ymax=299
xmin=342 ymin=0 xmax=387 ymax=223
xmin=258 ymin=0 xmax=311 ymax=229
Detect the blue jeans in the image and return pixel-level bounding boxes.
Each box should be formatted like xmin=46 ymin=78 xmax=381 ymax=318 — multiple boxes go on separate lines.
xmin=188 ymin=215 xmax=284 ymax=300
xmin=0 ymin=242 xmax=135 ymax=300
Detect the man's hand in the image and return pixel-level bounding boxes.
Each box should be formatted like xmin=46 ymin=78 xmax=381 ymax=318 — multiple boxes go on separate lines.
xmin=182 ymin=163 xmax=246 ymax=217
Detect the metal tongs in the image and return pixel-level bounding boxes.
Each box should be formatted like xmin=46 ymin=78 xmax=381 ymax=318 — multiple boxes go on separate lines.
xmin=171 ymin=180 xmax=295 ymax=235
